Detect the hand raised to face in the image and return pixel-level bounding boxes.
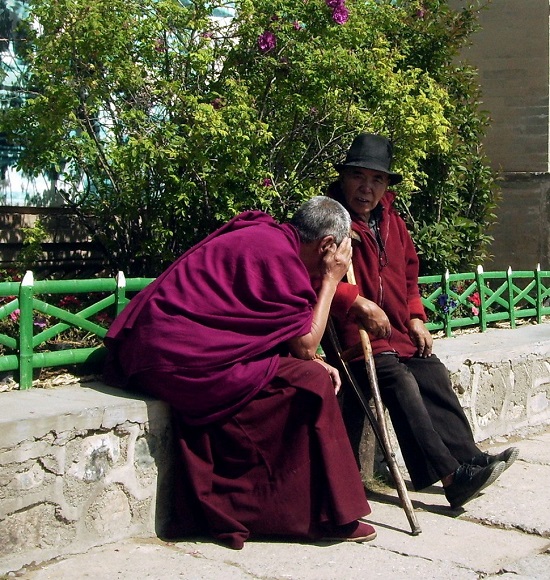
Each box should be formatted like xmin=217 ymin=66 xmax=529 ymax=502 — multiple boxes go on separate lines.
xmin=321 ymin=236 xmax=352 ymax=283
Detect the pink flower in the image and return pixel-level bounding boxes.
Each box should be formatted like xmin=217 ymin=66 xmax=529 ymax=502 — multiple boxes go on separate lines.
xmin=257 ymin=30 xmax=277 ymax=53
xmin=9 ymin=309 xmax=20 ymax=323
xmin=34 ymin=317 xmax=47 ymax=329
xmin=326 ymin=0 xmax=344 ymax=7
xmin=471 ymin=306 xmax=479 ymax=316
xmin=95 ymin=312 xmax=113 ymax=325
xmin=417 ymin=8 xmax=427 ymax=19
xmin=211 ymin=97 xmax=224 ymax=110
xmin=469 ymin=292 xmax=481 ymax=307
xmin=262 ymin=178 xmax=273 ymax=187
xmin=332 ymin=5 xmax=349 ymax=24
xmin=59 ymin=295 xmax=81 ymax=309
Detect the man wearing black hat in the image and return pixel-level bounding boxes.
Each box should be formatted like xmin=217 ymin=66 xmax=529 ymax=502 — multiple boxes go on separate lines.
xmin=328 ymin=133 xmax=518 ymax=509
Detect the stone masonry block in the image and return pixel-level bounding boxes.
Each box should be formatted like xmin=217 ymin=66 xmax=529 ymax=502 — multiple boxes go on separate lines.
xmin=0 ymin=384 xmax=173 ymax=575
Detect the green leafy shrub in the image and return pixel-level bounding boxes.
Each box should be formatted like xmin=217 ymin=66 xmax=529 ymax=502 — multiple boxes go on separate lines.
xmin=1 ymin=0 xmax=496 ymax=276
xmin=17 ymin=219 xmax=48 ymax=272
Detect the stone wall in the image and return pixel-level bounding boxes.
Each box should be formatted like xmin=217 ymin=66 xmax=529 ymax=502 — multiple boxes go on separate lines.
xmin=485 ymin=173 xmax=550 ymax=271
xmin=436 ymin=324 xmax=550 ymax=441
xmin=454 ymin=0 xmax=549 ymax=173
xmin=0 ymin=384 xmax=173 ymax=575
xmin=449 ymin=0 xmax=550 ymax=271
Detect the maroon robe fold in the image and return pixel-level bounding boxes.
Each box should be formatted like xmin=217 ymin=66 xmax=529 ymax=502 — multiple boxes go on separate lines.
xmin=166 ymin=358 xmax=371 ymax=549
xmin=105 ymin=211 xmax=317 ymax=425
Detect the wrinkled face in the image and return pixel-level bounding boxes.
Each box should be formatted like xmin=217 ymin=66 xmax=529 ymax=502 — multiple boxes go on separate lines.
xmin=340 ymin=167 xmax=390 ymax=221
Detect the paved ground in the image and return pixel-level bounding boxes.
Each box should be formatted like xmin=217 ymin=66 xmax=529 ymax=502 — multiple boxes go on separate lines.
xmin=9 ymin=428 xmax=550 ymax=580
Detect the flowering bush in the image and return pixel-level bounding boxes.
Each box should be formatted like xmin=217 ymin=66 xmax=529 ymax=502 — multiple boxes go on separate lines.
xmin=437 ymin=294 xmax=458 ymax=315
xmin=58 ymin=295 xmax=82 ymax=310
xmin=468 ymin=291 xmax=481 ymax=316
xmin=325 ymin=0 xmax=349 ymax=24
xmin=257 ymin=30 xmax=277 ymax=52
xmin=0 ymin=302 xmax=51 ymax=355
xmin=0 ymin=268 xmax=22 ymax=283
xmin=420 ymin=280 xmax=503 ymax=326
xmin=1 ymin=0 xmax=495 ymax=277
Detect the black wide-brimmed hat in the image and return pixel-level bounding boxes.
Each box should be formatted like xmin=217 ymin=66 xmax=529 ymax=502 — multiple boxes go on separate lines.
xmin=334 ymin=133 xmax=403 ymax=185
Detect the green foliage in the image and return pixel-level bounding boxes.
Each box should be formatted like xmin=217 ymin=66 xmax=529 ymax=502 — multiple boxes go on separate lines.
xmin=17 ymin=218 xmax=47 ymax=271
xmin=389 ymin=0 xmax=498 ymax=274
xmin=0 ymin=0 xmax=497 ymax=276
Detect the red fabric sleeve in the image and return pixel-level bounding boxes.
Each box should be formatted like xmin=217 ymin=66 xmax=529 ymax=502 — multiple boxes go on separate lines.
xmin=408 ymin=296 xmax=427 ymax=321
xmin=331 ymin=282 xmax=360 ymax=318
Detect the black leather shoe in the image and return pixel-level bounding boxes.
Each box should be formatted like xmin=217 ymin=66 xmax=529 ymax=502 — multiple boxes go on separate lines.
xmin=445 ymin=461 xmax=505 ymax=509
xmin=469 ymin=447 xmax=519 ymax=472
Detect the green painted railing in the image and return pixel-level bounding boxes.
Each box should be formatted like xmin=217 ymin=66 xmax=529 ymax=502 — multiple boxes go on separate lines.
xmin=0 ymin=271 xmax=154 ymax=390
xmin=419 ymin=265 xmax=550 ymax=337
xmin=1 ymin=265 xmax=549 ymax=390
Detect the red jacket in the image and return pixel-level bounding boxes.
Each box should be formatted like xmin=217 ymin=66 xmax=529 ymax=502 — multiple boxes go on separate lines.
xmin=332 ymin=191 xmax=426 ymax=358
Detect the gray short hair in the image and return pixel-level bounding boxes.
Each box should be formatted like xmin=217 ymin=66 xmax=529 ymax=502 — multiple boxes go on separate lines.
xmin=290 ymin=196 xmax=351 ymax=245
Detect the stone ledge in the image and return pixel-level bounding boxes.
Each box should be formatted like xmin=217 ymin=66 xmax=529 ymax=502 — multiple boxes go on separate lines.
xmin=0 ymin=384 xmax=174 ymax=575
xmin=1 ymin=323 xmax=550 ymax=574
xmin=434 ymin=323 xmax=550 ymax=441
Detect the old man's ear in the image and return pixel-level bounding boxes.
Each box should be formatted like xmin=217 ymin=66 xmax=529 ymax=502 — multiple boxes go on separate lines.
xmin=318 ymin=235 xmax=337 ymax=254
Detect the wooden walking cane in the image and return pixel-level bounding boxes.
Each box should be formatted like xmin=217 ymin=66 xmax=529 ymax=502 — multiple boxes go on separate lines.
xmin=333 ymin=260 xmax=422 ymax=536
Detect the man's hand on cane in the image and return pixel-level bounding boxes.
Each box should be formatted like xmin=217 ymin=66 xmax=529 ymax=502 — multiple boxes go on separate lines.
xmin=347 ymin=296 xmax=391 ymax=339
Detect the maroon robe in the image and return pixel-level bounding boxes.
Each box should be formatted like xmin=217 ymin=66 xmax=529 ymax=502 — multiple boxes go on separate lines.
xmin=105 ymin=211 xmax=317 ymax=425
xmin=104 ymin=211 xmax=370 ymax=548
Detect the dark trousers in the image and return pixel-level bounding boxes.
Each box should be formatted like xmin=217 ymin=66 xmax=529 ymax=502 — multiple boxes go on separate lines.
xmin=344 ymin=354 xmax=481 ymax=490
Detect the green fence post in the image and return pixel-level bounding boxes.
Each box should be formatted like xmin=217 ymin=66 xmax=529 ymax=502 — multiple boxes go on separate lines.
xmin=476 ymin=265 xmax=487 ymax=332
xmin=114 ymin=271 xmax=127 ymax=316
xmin=18 ymin=271 xmax=35 ymax=390
xmin=507 ymin=266 xmax=516 ymax=329
xmin=443 ymin=269 xmax=452 ymax=337
xmin=535 ymin=263 xmax=542 ymax=324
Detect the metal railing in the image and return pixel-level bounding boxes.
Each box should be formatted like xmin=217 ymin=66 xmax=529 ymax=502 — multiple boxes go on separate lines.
xmin=1 ymin=265 xmax=549 ymax=390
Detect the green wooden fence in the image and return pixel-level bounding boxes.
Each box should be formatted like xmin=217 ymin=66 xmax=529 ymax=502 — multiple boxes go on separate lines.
xmin=1 ymin=265 xmax=549 ymax=390
xmin=0 ymin=271 xmax=154 ymax=390
xmin=420 ymin=265 xmax=550 ymax=337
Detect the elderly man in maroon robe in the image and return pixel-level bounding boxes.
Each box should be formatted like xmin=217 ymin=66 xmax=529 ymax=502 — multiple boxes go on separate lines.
xmin=104 ymin=196 xmax=375 ymax=549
